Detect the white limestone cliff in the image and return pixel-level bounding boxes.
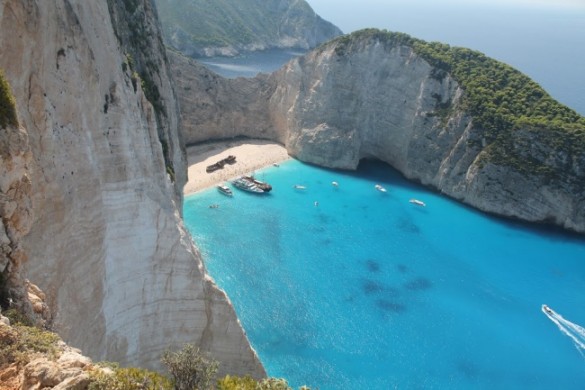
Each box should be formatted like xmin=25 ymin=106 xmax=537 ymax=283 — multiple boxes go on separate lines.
xmin=171 ymin=35 xmax=585 ymax=234
xmin=268 ymin=39 xmax=585 ymax=233
xmin=0 ymin=0 xmax=264 ymax=377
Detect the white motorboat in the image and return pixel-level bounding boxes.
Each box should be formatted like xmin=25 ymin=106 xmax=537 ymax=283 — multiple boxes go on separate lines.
xmin=232 ymin=177 xmax=265 ymax=194
xmin=293 ymin=184 xmax=306 ymax=190
xmin=375 ymin=184 xmax=387 ymax=193
xmin=217 ymin=184 xmax=233 ymax=197
xmin=409 ymin=199 xmax=426 ymax=207
xmin=242 ymin=175 xmax=272 ymax=192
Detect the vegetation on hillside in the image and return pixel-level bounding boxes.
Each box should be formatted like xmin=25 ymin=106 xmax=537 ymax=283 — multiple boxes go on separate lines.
xmin=154 ymin=0 xmax=341 ymax=55
xmin=0 ymin=69 xmax=18 ymax=129
xmin=330 ymin=29 xmax=585 ymax=180
xmin=1 ymin=313 xmax=311 ymax=390
xmin=0 ymin=319 xmax=60 ymax=367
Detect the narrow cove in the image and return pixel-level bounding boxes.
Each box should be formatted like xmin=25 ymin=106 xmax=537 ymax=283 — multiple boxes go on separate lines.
xmin=184 ymin=159 xmax=585 ymax=389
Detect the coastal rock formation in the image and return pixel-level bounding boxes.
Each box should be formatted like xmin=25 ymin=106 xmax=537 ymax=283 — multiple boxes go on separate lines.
xmin=0 ymin=77 xmax=35 ymax=322
xmin=0 ymin=0 xmax=263 ymax=378
xmin=171 ymin=30 xmax=585 ymax=234
xmin=268 ymin=33 xmax=585 ymax=233
xmin=155 ymin=0 xmax=342 ymax=57
xmin=168 ymin=50 xmax=284 ymax=144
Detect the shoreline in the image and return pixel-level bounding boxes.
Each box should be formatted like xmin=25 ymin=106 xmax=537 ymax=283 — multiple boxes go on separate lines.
xmin=184 ymin=139 xmax=290 ymax=195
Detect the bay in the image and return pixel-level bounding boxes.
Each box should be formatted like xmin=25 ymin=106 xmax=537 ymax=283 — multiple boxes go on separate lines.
xmin=184 ymin=160 xmax=585 ymax=389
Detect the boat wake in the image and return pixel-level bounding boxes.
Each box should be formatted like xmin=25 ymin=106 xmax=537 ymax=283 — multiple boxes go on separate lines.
xmin=542 ymin=305 xmax=585 ymax=358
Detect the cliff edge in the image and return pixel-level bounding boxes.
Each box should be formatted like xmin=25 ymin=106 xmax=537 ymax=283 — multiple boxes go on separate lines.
xmin=171 ymin=29 xmax=585 ymax=234
xmin=0 ymin=0 xmax=264 ymax=377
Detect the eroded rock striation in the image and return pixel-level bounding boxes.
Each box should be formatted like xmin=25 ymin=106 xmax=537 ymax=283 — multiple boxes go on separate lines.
xmin=0 ymin=0 xmax=263 ymax=377
xmin=172 ymin=30 xmax=585 ymax=234
xmin=270 ymin=31 xmax=585 ymax=233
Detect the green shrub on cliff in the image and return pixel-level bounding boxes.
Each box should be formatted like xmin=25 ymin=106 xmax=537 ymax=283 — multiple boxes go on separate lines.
xmin=0 ymin=69 xmax=18 ymax=129
xmin=0 ymin=323 xmax=60 ymax=367
xmin=161 ymin=344 xmax=219 ymax=390
xmin=89 ymin=363 xmax=173 ymax=390
xmin=218 ymin=375 xmax=312 ymax=390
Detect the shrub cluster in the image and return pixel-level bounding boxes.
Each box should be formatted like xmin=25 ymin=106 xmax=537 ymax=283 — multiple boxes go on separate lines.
xmin=0 ymin=69 xmax=18 ymax=129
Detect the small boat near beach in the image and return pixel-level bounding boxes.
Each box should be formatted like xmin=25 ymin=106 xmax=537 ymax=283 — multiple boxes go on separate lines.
xmin=409 ymin=199 xmax=426 ymax=207
xmin=217 ymin=184 xmax=233 ymax=197
xmin=242 ymin=175 xmax=272 ymax=192
xmin=293 ymin=184 xmax=306 ymax=190
xmin=232 ymin=177 xmax=265 ymax=194
xmin=375 ymin=184 xmax=387 ymax=193
xmin=332 ymin=181 xmax=339 ymax=187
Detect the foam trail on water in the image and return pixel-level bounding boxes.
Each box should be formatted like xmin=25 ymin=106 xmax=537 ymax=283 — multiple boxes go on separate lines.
xmin=542 ymin=305 xmax=585 ymax=357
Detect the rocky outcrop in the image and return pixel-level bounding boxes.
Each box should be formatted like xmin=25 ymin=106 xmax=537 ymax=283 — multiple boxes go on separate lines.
xmin=0 ymin=0 xmax=263 ymax=378
xmin=267 ymin=36 xmax=585 ymax=233
xmin=0 ymin=92 xmax=35 ymax=322
xmin=171 ymin=32 xmax=585 ymax=234
xmin=168 ymin=50 xmax=284 ymax=145
xmin=155 ymin=0 xmax=342 ymax=57
xmin=0 ymin=319 xmax=93 ymax=390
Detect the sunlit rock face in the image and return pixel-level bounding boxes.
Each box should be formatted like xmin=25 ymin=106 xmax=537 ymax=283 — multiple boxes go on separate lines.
xmin=171 ymin=33 xmax=584 ymax=234
xmin=0 ymin=0 xmax=264 ymax=377
xmin=268 ymin=39 xmax=584 ymax=233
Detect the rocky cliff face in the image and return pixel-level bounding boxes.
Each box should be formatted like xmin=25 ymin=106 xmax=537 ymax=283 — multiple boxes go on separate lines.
xmin=0 ymin=118 xmax=34 ymax=321
xmin=155 ymin=0 xmax=342 ymax=57
xmin=168 ymin=50 xmax=285 ymax=145
xmin=0 ymin=0 xmax=263 ymax=377
xmin=171 ymin=33 xmax=585 ymax=234
xmin=268 ymin=38 xmax=585 ymax=233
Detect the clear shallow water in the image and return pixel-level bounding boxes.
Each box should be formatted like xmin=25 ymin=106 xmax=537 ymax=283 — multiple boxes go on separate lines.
xmin=184 ymin=160 xmax=585 ymax=389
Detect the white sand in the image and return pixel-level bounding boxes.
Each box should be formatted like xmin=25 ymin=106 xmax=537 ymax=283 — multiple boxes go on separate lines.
xmin=184 ymin=139 xmax=290 ymax=195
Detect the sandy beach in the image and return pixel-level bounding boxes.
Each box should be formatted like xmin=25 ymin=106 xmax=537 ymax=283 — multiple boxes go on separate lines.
xmin=184 ymin=139 xmax=290 ymax=195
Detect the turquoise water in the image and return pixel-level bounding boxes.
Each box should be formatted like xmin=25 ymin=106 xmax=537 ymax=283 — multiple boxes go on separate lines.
xmin=184 ymin=159 xmax=585 ymax=389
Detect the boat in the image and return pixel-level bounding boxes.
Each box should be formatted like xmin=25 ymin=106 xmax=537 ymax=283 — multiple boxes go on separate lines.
xmin=217 ymin=184 xmax=233 ymax=197
xmin=242 ymin=175 xmax=272 ymax=192
xmin=232 ymin=177 xmax=265 ymax=194
xmin=332 ymin=181 xmax=339 ymax=187
xmin=409 ymin=199 xmax=426 ymax=207
xmin=375 ymin=184 xmax=387 ymax=193
xmin=293 ymin=184 xmax=306 ymax=190
xmin=542 ymin=304 xmax=554 ymax=315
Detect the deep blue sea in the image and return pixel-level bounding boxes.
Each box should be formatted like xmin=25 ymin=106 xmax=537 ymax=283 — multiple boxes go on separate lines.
xmin=184 ymin=160 xmax=585 ymax=389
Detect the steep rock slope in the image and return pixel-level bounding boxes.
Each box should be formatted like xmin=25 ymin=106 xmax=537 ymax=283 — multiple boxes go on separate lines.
xmin=171 ymin=30 xmax=585 ymax=233
xmin=0 ymin=71 xmax=35 ymax=322
xmin=270 ymin=31 xmax=585 ymax=233
xmin=168 ymin=50 xmax=284 ymax=144
xmin=0 ymin=0 xmax=263 ymax=377
xmin=155 ymin=0 xmax=342 ymax=57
